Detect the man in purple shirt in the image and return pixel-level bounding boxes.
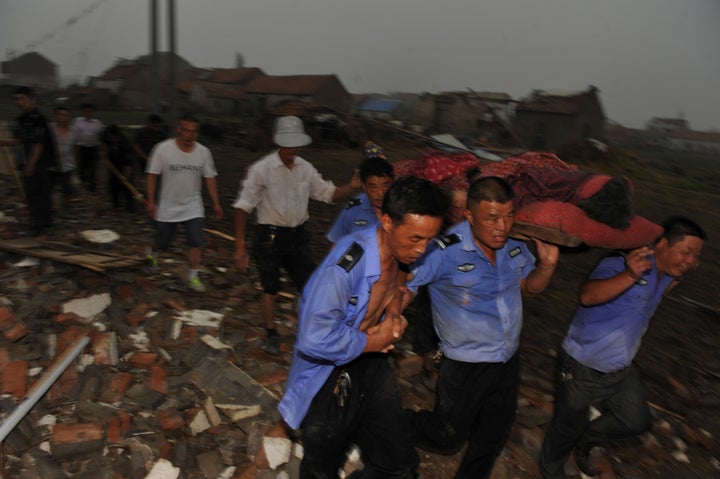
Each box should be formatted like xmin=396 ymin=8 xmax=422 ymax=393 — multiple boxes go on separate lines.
xmin=539 ymin=216 xmax=706 ymax=478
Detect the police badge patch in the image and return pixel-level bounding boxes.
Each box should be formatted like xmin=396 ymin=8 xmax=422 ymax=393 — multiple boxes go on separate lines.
xmin=457 ymin=263 xmax=475 ymax=272
xmin=337 ymin=242 xmax=364 ymax=272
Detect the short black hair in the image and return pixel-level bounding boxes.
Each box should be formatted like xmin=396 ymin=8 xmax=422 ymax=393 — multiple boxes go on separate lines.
xmin=359 ymin=157 xmax=394 ymax=183
xmin=178 ymin=114 xmax=199 ymax=124
xmin=13 ymin=86 xmax=34 ymax=97
xmin=660 ymin=216 xmax=707 ymax=246
xmin=54 ymin=105 xmax=70 ymax=113
xmin=467 ymin=176 xmax=515 ymax=209
xmin=382 ymin=175 xmax=450 ymax=224
xmin=81 ymin=103 xmax=94 ymax=110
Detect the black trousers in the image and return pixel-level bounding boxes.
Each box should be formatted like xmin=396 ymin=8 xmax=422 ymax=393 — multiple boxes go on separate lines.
xmin=78 ymin=146 xmax=99 ymax=192
xmin=300 ymin=354 xmax=419 ymax=479
xmin=253 ymin=224 xmax=315 ymax=295
xmin=23 ymin=167 xmax=52 ymax=236
xmin=408 ymin=353 xmax=520 ymax=479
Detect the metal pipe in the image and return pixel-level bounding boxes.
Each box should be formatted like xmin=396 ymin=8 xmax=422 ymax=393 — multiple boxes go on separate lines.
xmin=0 ymin=335 xmax=90 ymax=443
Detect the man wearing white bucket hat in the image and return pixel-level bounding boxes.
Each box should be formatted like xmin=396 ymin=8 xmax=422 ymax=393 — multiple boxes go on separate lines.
xmin=233 ymin=116 xmax=361 ymax=354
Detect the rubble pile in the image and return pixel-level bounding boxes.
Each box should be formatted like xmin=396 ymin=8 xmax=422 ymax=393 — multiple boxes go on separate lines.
xmin=0 ymin=143 xmax=718 ymax=478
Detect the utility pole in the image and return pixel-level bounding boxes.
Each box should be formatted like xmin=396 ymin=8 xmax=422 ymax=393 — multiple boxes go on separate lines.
xmin=168 ymin=0 xmax=177 ymax=125
xmin=149 ymin=0 xmax=159 ymax=114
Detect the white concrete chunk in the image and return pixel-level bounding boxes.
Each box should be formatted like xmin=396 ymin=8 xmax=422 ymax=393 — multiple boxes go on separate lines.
xmin=144 ymin=458 xmax=180 ymax=479
xmin=62 ymin=293 xmax=111 ymax=319
xmin=263 ymin=436 xmax=292 ymax=470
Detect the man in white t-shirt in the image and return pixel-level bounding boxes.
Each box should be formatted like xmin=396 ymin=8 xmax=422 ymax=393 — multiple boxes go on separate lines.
xmin=145 ymin=115 xmax=223 ymax=292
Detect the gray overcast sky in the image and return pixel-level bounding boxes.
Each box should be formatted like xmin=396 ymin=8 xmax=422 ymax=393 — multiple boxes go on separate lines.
xmin=2 ymin=0 xmax=719 ymax=130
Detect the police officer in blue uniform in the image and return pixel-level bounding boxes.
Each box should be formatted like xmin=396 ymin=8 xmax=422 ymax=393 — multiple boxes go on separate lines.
xmin=402 ymin=176 xmax=560 ymax=479
xmin=279 ymin=176 xmax=450 ymax=479
xmin=326 ymin=156 xmax=394 ymax=244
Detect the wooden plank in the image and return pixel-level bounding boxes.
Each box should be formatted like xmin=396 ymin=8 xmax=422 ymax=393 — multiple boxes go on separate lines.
xmin=509 ymin=222 xmax=582 ymax=247
xmin=0 ymin=238 xmax=143 ymax=272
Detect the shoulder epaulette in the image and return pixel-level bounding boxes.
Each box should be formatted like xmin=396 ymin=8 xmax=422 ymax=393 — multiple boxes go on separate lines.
xmin=345 ymin=198 xmax=362 ymax=209
xmin=433 ymin=233 xmax=461 ymax=250
xmin=337 ymin=242 xmax=364 ymax=272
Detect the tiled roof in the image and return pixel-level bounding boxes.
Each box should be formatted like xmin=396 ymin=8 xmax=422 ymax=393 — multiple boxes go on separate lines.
xmin=670 ymin=129 xmax=720 ymax=142
xmin=196 ymin=82 xmax=245 ymax=100
xmin=207 ymin=67 xmax=263 ymax=84
xmin=244 ymin=75 xmax=337 ymax=95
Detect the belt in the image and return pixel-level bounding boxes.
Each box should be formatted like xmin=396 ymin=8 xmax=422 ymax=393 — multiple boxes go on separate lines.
xmin=260 ymin=224 xmax=305 ymax=234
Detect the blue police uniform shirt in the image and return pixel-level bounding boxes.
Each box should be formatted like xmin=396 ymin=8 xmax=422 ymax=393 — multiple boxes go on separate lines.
xmin=278 ymin=226 xmax=381 ymax=430
xmin=326 ymin=193 xmax=379 ymax=243
xmin=408 ymin=220 xmax=536 ymax=363
xmin=562 ymin=254 xmax=674 ymax=373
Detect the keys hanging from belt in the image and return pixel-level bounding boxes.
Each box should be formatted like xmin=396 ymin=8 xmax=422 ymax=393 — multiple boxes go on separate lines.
xmin=333 ymin=371 xmax=351 ymax=408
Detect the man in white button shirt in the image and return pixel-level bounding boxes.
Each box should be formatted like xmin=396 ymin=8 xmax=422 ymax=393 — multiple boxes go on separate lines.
xmin=233 ymin=116 xmax=361 ymax=354
xmin=71 ymin=103 xmax=104 ymax=193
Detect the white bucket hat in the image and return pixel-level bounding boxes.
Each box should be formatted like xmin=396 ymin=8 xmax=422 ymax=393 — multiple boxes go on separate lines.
xmin=273 ymin=116 xmax=312 ymax=148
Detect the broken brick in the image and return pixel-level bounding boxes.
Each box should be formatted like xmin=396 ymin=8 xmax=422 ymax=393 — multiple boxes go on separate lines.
xmin=130 ymin=351 xmax=158 ymax=369
xmin=100 ymin=372 xmax=134 ymax=403
xmin=2 ymin=360 xmax=28 ymax=397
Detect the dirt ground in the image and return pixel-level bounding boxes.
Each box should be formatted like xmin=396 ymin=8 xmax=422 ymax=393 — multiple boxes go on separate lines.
xmin=1 ymin=133 xmax=718 ymax=478
xmin=205 ymin=138 xmax=720 ymax=478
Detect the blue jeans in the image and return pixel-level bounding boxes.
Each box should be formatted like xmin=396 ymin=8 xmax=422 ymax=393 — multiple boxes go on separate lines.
xmin=539 ymin=349 xmax=652 ymax=478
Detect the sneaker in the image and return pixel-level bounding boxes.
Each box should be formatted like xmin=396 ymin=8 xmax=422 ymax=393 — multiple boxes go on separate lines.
xmin=263 ymin=334 xmax=281 ymax=355
xmin=146 ymin=253 xmax=158 ymax=269
xmin=188 ymin=276 xmax=206 ymax=293
xmin=574 ymin=444 xmax=601 ymax=477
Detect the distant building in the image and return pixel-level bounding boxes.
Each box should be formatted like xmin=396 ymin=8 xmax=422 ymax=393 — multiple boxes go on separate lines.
xmin=356 ymin=98 xmax=402 ymax=121
xmin=513 ymin=85 xmax=605 ymax=150
xmin=647 ymin=117 xmax=688 ymax=134
xmin=187 ymin=67 xmax=264 ymax=115
xmin=243 ymin=74 xmax=352 ymax=116
xmin=667 ymin=129 xmax=720 ymax=154
xmin=90 ymin=52 xmax=194 ymax=110
xmin=1 ymin=52 xmax=58 ymax=91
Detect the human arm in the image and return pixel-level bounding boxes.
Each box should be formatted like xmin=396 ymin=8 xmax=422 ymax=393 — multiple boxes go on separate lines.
xmin=204 ymin=176 xmax=223 ymax=220
xmin=579 ymin=246 xmax=653 ymax=306
xmin=522 ymin=239 xmax=559 ymax=295
xmin=234 ymin=207 xmax=250 ymax=272
xmin=331 ymin=168 xmax=362 ymax=202
xmin=145 ymin=173 xmax=158 ymax=219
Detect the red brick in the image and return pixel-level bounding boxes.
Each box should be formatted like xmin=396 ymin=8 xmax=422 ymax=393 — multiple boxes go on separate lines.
xmin=255 ymin=369 xmax=288 ymax=388
xmin=3 ymin=320 xmax=29 ymax=342
xmin=106 ymin=418 xmax=121 ymax=443
xmin=0 ymin=307 xmax=29 ymax=342
xmin=48 ymin=362 xmax=79 ymax=402
xmin=234 ymin=464 xmax=259 ymax=479
xmin=162 ymin=298 xmax=185 ymax=311
xmin=149 ymin=365 xmax=168 ymax=394
xmin=2 ymin=360 xmax=28 ymax=397
xmin=157 ymin=409 xmax=185 ymax=431
xmin=180 ymin=326 xmax=199 ymax=344
xmin=0 ymin=348 xmax=9 ymax=369
xmin=116 ymin=284 xmax=135 ymax=300
xmin=56 ymin=326 xmax=92 ymax=357
xmin=124 ymin=311 xmax=146 ymax=327
xmin=100 ymin=372 xmax=133 ymax=403
xmin=55 ymin=312 xmax=84 ymax=326
xmin=129 ymin=352 xmax=158 ymax=369
xmin=51 ymin=423 xmax=104 ymax=445
xmin=91 ymin=332 xmax=118 ymax=366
